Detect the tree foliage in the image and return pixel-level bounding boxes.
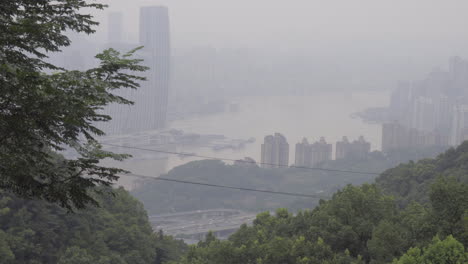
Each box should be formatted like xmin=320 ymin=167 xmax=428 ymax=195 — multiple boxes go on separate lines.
xmin=0 ymin=0 xmax=148 ymax=209
xmin=132 ymin=146 xmax=446 ymax=215
xmin=376 ymin=142 xmax=468 ymax=207
xmin=0 ymin=188 xmax=187 ymax=264
xmin=173 ymin=143 xmax=468 ymax=264
xmin=393 ymin=236 xmax=468 ymax=264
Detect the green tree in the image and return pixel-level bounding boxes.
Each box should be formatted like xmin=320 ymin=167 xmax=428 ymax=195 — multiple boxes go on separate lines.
xmin=0 ymin=0 xmax=147 ymax=209
xmin=57 ymin=247 xmax=94 ymax=264
xmin=0 ymin=188 xmax=190 ymax=264
xmin=0 ymin=230 xmax=14 ymax=264
xmin=393 ymin=235 xmax=468 ymax=264
xmin=367 ymin=220 xmax=406 ymax=263
xmin=308 ymin=184 xmax=397 ymax=261
xmin=429 ymin=177 xmax=468 ymax=244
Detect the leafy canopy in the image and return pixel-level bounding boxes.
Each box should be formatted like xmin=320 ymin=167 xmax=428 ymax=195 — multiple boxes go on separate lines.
xmin=0 ymin=188 xmax=188 ymax=264
xmin=0 ymin=0 xmax=148 ymax=209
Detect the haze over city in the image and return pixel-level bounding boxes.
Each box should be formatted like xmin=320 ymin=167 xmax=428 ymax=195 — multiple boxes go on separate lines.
xmin=72 ymin=0 xmax=468 ymax=90
xmin=46 ymin=0 xmax=468 ymax=193
xmin=62 ymin=0 xmax=468 ymax=242
xmin=2 ymin=1 xmax=468 ymax=262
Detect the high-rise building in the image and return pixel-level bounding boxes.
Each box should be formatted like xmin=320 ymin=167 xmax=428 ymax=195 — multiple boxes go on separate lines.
xmin=335 ymin=136 xmax=350 ymax=160
xmin=310 ymin=137 xmax=332 ymax=166
xmin=411 ymin=96 xmax=435 ymax=132
xmin=383 ymin=57 xmax=468 ymax=149
xmin=449 ymin=57 xmax=468 ymax=97
xmin=295 ymin=137 xmax=332 ymax=166
xmin=261 ymin=133 xmax=289 ymax=168
xmin=99 ymin=6 xmax=171 ymax=135
xmin=451 ymin=104 xmax=468 ymax=146
xmin=389 ymin=81 xmax=412 ymax=122
xmin=352 ymin=136 xmax=371 ymax=159
xmin=139 ymin=6 xmax=171 ymax=130
xmin=382 ymin=121 xmax=408 ymax=152
xmin=295 ymin=138 xmax=311 ymax=167
xmin=336 ymin=136 xmax=371 ymax=160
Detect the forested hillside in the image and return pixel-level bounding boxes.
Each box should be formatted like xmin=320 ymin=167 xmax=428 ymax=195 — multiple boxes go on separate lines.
xmin=173 ymin=143 xmax=468 ymax=264
xmin=0 ymin=145 xmax=465 ymax=264
xmin=132 ymin=146 xmax=447 ymax=215
xmin=0 ymin=188 xmax=187 ymax=264
xmin=377 ymin=142 xmax=468 ymax=206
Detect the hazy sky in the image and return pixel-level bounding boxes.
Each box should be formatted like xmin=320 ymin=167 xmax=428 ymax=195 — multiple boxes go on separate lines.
xmin=91 ymin=0 xmax=468 ymax=57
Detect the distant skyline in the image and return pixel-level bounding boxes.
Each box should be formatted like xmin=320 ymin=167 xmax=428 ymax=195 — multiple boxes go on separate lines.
xmin=62 ymin=1 xmax=468 ymax=95
xmin=90 ymin=0 xmax=468 ymax=58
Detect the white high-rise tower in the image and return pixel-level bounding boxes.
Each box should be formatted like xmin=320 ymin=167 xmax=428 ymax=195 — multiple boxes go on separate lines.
xmin=139 ymin=6 xmax=171 ymax=130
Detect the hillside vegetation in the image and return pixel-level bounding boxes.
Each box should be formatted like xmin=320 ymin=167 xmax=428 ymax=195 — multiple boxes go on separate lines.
xmin=0 ymin=143 xmax=463 ymax=264
xmin=172 ymin=143 xmax=468 ymax=264
xmin=377 ymin=142 xmax=468 ymax=206
xmin=0 ymin=188 xmax=187 ymax=264
xmin=132 ymin=146 xmax=447 ymax=215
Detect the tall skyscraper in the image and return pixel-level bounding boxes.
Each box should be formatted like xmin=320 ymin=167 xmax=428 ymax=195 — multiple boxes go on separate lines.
xmin=99 ymin=6 xmax=171 ymax=135
xmin=261 ymin=133 xmax=289 ymax=168
xmin=139 ymin=6 xmax=171 ymax=130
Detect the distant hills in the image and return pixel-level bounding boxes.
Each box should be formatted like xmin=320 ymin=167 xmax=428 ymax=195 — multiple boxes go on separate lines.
xmin=131 ymin=145 xmax=448 ymax=215
xmin=171 ymin=142 xmax=468 ymax=264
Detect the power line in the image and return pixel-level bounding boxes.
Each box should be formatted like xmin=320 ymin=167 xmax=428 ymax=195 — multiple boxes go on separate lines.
xmin=120 ymin=173 xmax=330 ymax=199
xmin=102 ymin=143 xmax=381 ymax=175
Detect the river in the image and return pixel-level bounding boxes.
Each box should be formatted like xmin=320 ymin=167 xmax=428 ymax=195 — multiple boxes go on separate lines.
xmin=167 ymin=90 xmax=388 ymax=167
xmin=109 ymin=90 xmax=388 ymax=188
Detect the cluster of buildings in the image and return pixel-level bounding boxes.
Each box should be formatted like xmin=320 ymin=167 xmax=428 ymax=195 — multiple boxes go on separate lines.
xmin=382 ymin=57 xmax=468 ymax=152
xmin=260 ymin=133 xmax=371 ymax=168
xmin=294 ymin=137 xmax=332 ymax=167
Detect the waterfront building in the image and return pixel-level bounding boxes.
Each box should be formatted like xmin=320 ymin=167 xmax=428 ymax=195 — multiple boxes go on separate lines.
xmin=310 ymin=137 xmax=332 ymax=166
xmin=382 ymin=57 xmax=468 ymax=149
xmin=382 ymin=121 xmax=409 ymax=152
xmin=352 ymin=136 xmax=371 ymax=159
xmin=335 ymin=136 xmax=351 ymax=160
xmin=451 ymin=104 xmax=468 ymax=146
xmin=295 ymin=138 xmax=311 ymax=167
xmin=139 ymin=6 xmax=171 ymax=130
xmin=100 ymin=6 xmax=171 ymax=135
xmin=411 ymin=96 xmax=435 ymax=132
xmin=336 ymin=136 xmax=370 ymax=160
xmin=295 ymin=137 xmax=332 ymax=166
xmin=261 ymin=133 xmax=289 ymax=168
xmin=448 ymin=56 xmax=468 ymax=97
xmin=434 ymin=96 xmax=453 ymax=145
xmin=389 ymin=81 xmax=412 ymax=122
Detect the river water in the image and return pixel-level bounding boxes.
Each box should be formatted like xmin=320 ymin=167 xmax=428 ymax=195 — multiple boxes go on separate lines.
xmin=167 ymin=90 xmax=388 ymax=168
xmin=110 ymin=90 xmax=388 ymax=188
